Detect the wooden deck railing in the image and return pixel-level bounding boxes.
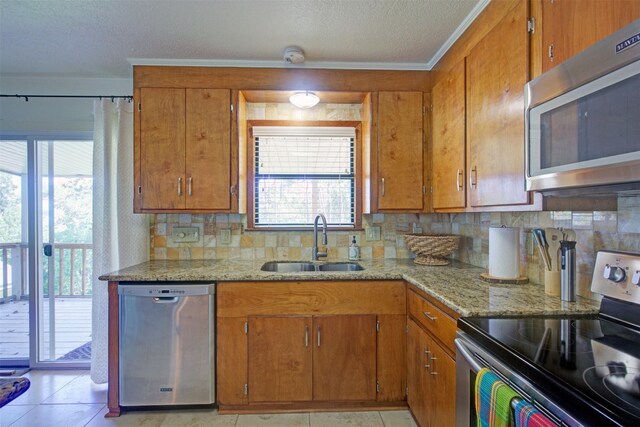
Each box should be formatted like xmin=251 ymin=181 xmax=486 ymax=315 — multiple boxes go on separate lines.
xmin=0 ymin=243 xmax=93 ymax=303
xmin=0 ymin=243 xmax=28 ymax=303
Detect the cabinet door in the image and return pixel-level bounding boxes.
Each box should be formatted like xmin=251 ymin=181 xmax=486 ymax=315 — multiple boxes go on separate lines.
xmin=432 ymin=59 xmax=466 ymax=210
xmin=466 ymin=1 xmax=529 ymax=207
xmin=541 ymin=0 xmax=640 ymax=72
xmin=377 ymin=314 xmax=407 ymax=402
xmin=140 ymin=88 xmax=186 ymax=210
xmin=407 ymin=318 xmax=429 ymax=427
xmin=377 ymin=91 xmax=424 ymax=211
xmin=248 ymin=316 xmax=312 ymax=402
xmin=313 ymin=315 xmax=377 ymax=401
xmin=185 ymin=89 xmax=232 ymax=210
xmin=217 ymin=317 xmax=247 ymax=405
xmin=427 ymin=335 xmax=456 ymax=427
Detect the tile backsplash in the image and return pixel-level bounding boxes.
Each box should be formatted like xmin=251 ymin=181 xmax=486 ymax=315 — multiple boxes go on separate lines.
xmin=149 ymin=195 xmax=640 ymax=301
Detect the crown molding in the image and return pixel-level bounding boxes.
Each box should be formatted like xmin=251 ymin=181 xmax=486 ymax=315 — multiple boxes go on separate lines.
xmin=425 ymin=0 xmax=491 ymax=69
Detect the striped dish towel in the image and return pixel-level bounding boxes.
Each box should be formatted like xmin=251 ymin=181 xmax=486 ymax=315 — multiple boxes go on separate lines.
xmin=475 ymin=368 xmax=521 ymax=427
xmin=514 ymin=399 xmax=556 ymax=427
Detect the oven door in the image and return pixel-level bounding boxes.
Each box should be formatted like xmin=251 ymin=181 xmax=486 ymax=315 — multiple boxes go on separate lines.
xmin=455 ymin=332 xmax=578 ymax=427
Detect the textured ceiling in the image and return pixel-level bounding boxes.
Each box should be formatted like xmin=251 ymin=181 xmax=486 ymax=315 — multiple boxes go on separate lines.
xmin=0 ymin=0 xmax=482 ymax=79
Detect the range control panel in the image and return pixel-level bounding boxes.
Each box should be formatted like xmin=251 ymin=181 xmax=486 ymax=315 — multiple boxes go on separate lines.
xmin=591 ymin=251 xmax=640 ymax=304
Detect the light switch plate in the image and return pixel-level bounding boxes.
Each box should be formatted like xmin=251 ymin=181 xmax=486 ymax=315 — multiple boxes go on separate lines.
xmin=219 ymin=228 xmax=231 ymax=245
xmin=172 ymin=226 xmax=199 ymax=243
xmin=366 ymin=226 xmax=381 ymax=241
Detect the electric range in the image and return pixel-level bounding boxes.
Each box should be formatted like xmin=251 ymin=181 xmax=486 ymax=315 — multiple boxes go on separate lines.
xmin=456 ymin=250 xmax=640 ymax=426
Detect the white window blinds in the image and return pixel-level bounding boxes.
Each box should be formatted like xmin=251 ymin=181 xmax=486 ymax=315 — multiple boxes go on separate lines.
xmin=253 ymin=126 xmax=356 ymax=227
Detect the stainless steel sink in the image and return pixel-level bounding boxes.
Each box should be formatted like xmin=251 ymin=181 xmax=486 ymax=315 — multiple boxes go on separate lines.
xmin=260 ymin=261 xmax=364 ymax=272
xmin=316 ymin=262 xmax=364 ymax=271
xmin=260 ymin=262 xmax=316 ymax=272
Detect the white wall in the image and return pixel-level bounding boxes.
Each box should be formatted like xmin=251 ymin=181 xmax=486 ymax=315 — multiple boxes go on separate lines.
xmin=0 ymin=76 xmax=131 ymax=133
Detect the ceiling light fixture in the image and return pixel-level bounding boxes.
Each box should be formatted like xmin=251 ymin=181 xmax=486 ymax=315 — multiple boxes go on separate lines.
xmin=289 ymin=91 xmax=320 ymax=109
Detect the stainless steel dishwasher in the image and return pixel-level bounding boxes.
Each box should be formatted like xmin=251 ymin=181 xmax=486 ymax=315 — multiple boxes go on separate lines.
xmin=118 ymin=282 xmax=215 ymax=406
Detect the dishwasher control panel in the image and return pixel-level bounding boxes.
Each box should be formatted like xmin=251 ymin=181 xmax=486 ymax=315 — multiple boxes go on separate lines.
xmin=118 ymin=283 xmax=215 ymax=297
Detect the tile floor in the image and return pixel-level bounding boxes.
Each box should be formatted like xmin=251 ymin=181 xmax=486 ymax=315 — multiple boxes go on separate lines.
xmin=2 ymin=370 xmax=418 ymax=427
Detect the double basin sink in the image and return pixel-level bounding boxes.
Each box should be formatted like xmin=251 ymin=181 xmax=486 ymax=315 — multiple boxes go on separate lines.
xmin=261 ymin=261 xmax=364 ymax=273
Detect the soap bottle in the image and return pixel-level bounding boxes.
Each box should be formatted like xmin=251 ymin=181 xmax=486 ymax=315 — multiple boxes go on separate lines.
xmin=348 ymin=236 xmax=360 ymax=261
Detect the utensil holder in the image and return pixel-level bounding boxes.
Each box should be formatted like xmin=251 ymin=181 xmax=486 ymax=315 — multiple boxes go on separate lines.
xmin=544 ymin=270 xmax=560 ymax=297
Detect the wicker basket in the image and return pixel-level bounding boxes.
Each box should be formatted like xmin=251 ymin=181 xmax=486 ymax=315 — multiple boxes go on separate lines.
xmin=404 ymin=234 xmax=460 ymax=266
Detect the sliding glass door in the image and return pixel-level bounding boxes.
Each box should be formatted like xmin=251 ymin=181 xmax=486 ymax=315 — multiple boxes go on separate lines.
xmin=0 ymin=139 xmax=29 ymax=365
xmin=0 ymin=134 xmax=93 ymax=368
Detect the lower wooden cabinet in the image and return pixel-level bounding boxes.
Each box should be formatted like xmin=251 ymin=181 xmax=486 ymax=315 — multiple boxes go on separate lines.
xmin=407 ymin=318 xmax=456 ymax=427
xmin=313 ymin=315 xmax=377 ymax=401
xmin=406 ymin=286 xmax=458 ymax=427
xmin=247 ymin=315 xmax=377 ymax=403
xmin=217 ymin=281 xmax=407 ymax=412
xmin=248 ymin=316 xmax=312 ymax=402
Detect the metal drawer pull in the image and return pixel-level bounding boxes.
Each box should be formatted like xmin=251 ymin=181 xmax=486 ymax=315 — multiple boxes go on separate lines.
xmin=423 ymin=311 xmax=437 ymax=321
xmin=470 ymin=166 xmax=477 ymax=188
xmin=188 ymin=177 xmax=193 ymax=196
xmin=381 ymin=177 xmax=385 ymax=196
xmin=424 ymin=348 xmax=431 ymax=369
xmin=177 ymin=177 xmax=182 ymax=196
xmin=456 ymin=169 xmax=463 ymax=191
xmin=317 ymin=325 xmax=321 ymax=347
xmin=305 ymin=325 xmax=309 ymax=347
xmin=430 ymin=355 xmax=438 ymax=375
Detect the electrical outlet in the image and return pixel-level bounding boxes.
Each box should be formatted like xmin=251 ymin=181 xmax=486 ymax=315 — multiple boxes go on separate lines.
xmin=219 ymin=228 xmax=231 ymax=245
xmin=172 ymin=226 xmax=199 ymax=243
xmin=365 ymin=226 xmax=381 ymax=241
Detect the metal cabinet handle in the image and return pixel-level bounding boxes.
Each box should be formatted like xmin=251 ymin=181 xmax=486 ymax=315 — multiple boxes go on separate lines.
xmin=177 ymin=177 xmax=182 ymax=196
xmin=470 ymin=166 xmax=477 ymax=189
xmin=424 ymin=348 xmax=431 ymax=369
xmin=381 ymin=177 xmax=385 ymax=197
xmin=188 ymin=177 xmax=193 ymax=196
xmin=317 ymin=325 xmax=321 ymax=347
xmin=456 ymin=169 xmax=463 ymax=191
xmin=423 ymin=311 xmax=437 ymax=322
xmin=430 ymin=355 xmax=438 ymax=375
xmin=305 ymin=325 xmax=309 ymax=348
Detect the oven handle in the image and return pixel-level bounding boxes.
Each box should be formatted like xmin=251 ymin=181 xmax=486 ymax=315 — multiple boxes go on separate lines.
xmin=455 ymin=337 xmax=564 ymax=426
xmin=455 ymin=338 xmax=484 ymax=373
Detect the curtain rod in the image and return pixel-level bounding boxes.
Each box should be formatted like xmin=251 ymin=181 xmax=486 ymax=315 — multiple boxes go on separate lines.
xmin=1 ymin=94 xmax=133 ymax=102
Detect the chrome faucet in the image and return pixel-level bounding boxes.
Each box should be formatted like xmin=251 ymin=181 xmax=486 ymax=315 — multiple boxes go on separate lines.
xmin=312 ymin=213 xmax=328 ymax=261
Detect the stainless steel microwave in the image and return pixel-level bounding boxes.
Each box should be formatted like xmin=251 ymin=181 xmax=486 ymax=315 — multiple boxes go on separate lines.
xmin=526 ymin=20 xmax=640 ymax=192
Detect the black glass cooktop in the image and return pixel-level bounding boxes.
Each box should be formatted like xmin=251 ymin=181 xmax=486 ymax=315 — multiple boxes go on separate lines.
xmin=459 ymin=315 xmax=640 ymax=426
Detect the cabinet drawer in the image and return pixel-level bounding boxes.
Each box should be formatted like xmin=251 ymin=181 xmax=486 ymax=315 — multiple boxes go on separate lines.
xmin=407 ymin=289 xmax=456 ymax=353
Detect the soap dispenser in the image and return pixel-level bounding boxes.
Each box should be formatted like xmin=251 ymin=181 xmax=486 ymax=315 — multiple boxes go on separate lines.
xmin=348 ymin=235 xmax=360 ymax=261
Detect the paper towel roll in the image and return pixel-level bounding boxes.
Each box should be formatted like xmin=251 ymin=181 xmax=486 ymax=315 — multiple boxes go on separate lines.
xmin=488 ymin=227 xmax=519 ymax=279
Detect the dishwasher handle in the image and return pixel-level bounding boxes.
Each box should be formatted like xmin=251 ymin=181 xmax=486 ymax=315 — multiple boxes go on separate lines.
xmin=153 ymin=296 xmax=179 ymax=303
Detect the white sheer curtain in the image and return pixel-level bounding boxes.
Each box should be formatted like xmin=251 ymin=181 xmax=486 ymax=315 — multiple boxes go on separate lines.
xmin=91 ymin=99 xmax=148 ymax=383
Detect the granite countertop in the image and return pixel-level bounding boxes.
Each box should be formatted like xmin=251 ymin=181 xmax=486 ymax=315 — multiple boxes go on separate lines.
xmin=99 ymin=258 xmax=600 ymax=318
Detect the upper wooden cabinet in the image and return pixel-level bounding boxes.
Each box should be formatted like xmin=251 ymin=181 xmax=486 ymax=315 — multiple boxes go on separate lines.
xmin=466 ymin=0 xmax=529 ymax=208
xmin=376 ymin=91 xmax=425 ymax=212
xmin=539 ymin=0 xmax=640 ymax=74
xmin=431 ymin=59 xmax=466 ymax=210
xmin=135 ymin=87 xmax=237 ymax=213
xmin=431 ymin=0 xmax=530 ymax=211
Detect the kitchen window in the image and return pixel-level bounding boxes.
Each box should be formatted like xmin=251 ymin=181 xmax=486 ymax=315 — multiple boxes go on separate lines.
xmin=248 ymin=122 xmax=361 ymax=230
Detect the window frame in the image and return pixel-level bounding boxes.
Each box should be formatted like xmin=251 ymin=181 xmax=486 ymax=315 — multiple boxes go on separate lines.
xmin=246 ymin=120 xmax=362 ymax=231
